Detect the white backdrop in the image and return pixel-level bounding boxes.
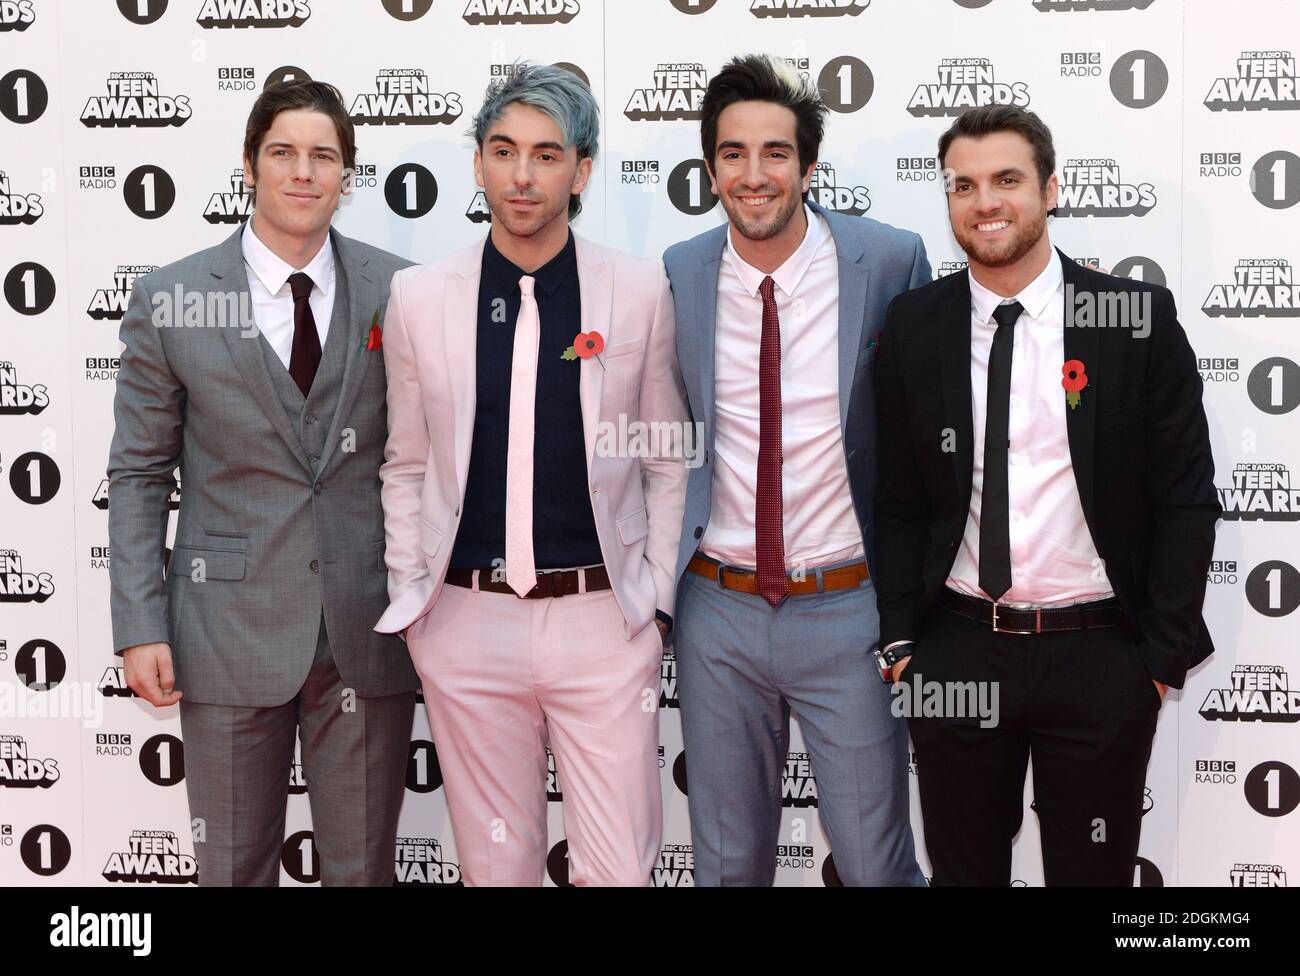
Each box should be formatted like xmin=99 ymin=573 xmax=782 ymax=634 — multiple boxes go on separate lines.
xmin=1 ymin=0 xmax=1297 ymax=887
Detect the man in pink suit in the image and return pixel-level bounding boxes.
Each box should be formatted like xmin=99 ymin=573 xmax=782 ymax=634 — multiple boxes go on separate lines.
xmin=375 ymin=63 xmax=690 ymax=886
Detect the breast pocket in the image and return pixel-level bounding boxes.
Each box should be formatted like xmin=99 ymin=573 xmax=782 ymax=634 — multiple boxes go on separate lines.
xmin=1097 ymin=396 xmax=1148 ymax=432
xmin=169 ymin=545 xmax=246 ymax=582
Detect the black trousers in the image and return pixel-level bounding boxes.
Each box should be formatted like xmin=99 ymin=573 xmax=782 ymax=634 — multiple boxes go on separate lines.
xmin=906 ymin=600 xmax=1161 ymax=886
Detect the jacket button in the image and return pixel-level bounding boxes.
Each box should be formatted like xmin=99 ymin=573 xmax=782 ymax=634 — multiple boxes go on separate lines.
xmin=693 ymin=526 xmax=703 ymax=539
xmin=308 ymin=452 xmax=319 ymax=462
xmin=309 ymin=559 xmax=319 ymax=573
xmin=313 ymin=483 xmax=323 ymax=495
xmin=305 ymin=414 xmax=317 ymax=424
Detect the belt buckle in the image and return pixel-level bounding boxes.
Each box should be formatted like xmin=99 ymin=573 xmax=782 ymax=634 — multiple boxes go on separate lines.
xmin=991 ymin=602 xmax=1041 ymax=635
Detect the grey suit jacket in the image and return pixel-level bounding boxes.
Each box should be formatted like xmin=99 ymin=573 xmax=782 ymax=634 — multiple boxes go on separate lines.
xmin=662 ymin=199 xmax=931 ymax=589
xmin=107 ymin=225 xmax=418 ymax=706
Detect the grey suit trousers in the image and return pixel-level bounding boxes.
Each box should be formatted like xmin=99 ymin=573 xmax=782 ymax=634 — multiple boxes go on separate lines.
xmin=179 ymin=614 xmax=415 ymax=886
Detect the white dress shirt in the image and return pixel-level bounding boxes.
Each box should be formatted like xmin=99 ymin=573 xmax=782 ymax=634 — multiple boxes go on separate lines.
xmin=946 ymin=245 xmax=1114 ymax=607
xmin=701 ymin=203 xmax=864 ymax=570
xmin=241 ymin=218 xmax=335 ymax=370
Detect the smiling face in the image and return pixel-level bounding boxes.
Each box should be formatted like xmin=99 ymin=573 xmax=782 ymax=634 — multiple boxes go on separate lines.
xmin=944 ymin=130 xmax=1058 ymax=272
xmin=474 ymin=101 xmax=591 ymax=243
xmin=709 ymin=99 xmax=814 ymax=245
xmin=242 ymin=108 xmax=346 ymax=242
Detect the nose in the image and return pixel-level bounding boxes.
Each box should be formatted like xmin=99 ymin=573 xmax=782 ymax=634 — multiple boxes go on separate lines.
xmin=741 ymin=153 xmax=766 ymax=188
xmin=511 ymin=154 xmax=534 ymax=191
xmin=972 ymin=182 xmax=1001 ymax=214
xmin=292 ymin=153 xmax=314 ymax=182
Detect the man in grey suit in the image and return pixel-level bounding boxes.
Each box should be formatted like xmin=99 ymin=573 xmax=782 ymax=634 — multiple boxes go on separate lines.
xmin=663 ymin=55 xmax=929 ymax=886
xmin=108 ymin=80 xmax=418 ymax=886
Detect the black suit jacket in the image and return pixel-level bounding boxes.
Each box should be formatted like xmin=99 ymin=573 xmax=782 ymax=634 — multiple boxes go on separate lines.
xmin=873 ymin=248 xmax=1219 ymax=688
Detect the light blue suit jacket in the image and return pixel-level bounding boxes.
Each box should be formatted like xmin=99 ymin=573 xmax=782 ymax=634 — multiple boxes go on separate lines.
xmin=662 ymin=199 xmax=931 ymax=592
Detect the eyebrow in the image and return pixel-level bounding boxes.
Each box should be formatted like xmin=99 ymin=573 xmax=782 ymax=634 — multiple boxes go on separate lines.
xmin=486 ymin=134 xmax=566 ymax=152
xmin=717 ymin=139 xmax=797 ymax=153
xmin=952 ymin=167 xmax=1028 ymax=182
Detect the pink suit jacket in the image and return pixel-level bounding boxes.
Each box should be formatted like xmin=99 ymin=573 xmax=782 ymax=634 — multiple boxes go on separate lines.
xmin=374 ymin=233 xmax=690 ymax=639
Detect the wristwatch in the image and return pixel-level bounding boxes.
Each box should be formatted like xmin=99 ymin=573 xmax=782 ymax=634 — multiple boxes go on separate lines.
xmin=872 ymin=642 xmax=914 ymax=684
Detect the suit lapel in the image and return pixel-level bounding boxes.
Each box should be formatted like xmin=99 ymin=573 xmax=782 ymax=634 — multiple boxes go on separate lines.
xmin=1059 ymin=249 xmax=1099 ymax=529
xmin=575 ymin=234 xmax=614 ymax=469
xmin=696 ymin=232 xmax=725 ymax=450
xmin=817 ymin=204 xmax=870 ymax=429
xmin=447 ymin=238 xmax=486 ymax=498
xmin=212 ymin=226 xmax=313 ymax=473
xmin=317 ymin=228 xmax=375 ymax=474
xmin=938 ymin=273 xmax=975 ymax=499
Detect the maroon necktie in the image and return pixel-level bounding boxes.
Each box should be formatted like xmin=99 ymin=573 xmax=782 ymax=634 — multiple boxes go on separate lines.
xmin=756 ymin=276 xmax=788 ymax=607
xmin=287 ymin=271 xmax=321 ymax=397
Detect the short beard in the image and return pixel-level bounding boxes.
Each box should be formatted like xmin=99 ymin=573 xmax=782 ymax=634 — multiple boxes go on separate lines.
xmin=957 ymin=207 xmax=1048 ymax=269
xmin=724 ymin=187 xmax=804 ymax=243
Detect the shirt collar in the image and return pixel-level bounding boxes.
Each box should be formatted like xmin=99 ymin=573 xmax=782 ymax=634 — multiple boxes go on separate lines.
xmin=483 ymin=229 xmax=578 ymax=298
xmin=241 ymin=218 xmax=334 ymax=298
xmin=724 ymin=203 xmax=825 ymax=299
xmin=968 ymin=242 xmax=1063 ymax=326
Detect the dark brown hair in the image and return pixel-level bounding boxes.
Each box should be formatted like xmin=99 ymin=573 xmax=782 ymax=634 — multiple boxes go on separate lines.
xmin=937 ymin=105 xmax=1056 ymax=189
xmin=243 ymin=80 xmax=356 ymax=201
xmin=700 ymin=55 xmax=827 ymax=194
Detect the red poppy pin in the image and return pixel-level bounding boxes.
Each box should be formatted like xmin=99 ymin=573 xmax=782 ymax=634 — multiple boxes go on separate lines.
xmin=1062 ymin=359 xmax=1088 ymax=409
xmin=363 ymin=308 xmax=382 ymax=352
xmin=562 ymin=330 xmax=605 ymax=368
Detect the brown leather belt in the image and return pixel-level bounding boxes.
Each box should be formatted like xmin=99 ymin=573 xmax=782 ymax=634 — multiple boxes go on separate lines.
xmin=688 ymin=553 xmax=869 ymax=596
xmin=938 ymin=588 xmax=1127 ymax=634
xmin=445 ymin=565 xmax=612 ymax=599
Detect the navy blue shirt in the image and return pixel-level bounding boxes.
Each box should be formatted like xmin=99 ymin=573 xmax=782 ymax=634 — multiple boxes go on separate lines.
xmin=449 ymin=231 xmax=603 ymax=570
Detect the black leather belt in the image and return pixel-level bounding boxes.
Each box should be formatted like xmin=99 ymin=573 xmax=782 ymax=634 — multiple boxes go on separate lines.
xmin=939 ymin=589 xmax=1127 ymax=634
xmin=445 ymin=565 xmax=611 ymax=599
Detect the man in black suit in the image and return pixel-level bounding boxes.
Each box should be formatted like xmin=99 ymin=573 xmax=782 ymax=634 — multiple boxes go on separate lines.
xmin=874 ymin=105 xmax=1219 ymax=886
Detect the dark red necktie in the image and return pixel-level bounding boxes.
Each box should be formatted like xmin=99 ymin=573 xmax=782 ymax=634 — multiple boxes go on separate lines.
xmin=287 ymin=271 xmax=321 ymax=397
xmin=756 ymin=276 xmax=788 ymax=607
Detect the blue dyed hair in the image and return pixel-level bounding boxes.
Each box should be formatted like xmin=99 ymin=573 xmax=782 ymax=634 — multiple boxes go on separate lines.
xmin=470 ymin=62 xmax=600 ymax=220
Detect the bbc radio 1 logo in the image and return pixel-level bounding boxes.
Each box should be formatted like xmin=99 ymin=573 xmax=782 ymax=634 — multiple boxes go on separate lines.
xmin=216 ymin=67 xmax=258 ymax=93
xmin=20 ymin=824 xmax=71 ymax=877
xmin=88 ymin=266 xmax=156 ymax=319
xmin=660 ymin=649 xmax=678 ymax=708
xmin=1249 ymin=151 xmax=1299 ymax=210
xmin=1230 ymin=863 xmax=1286 ymax=887
xmin=462 ymin=0 xmax=578 ymax=25
xmin=0 ymin=68 xmax=49 ymax=124
xmin=1060 ymin=50 xmax=1168 ymax=108
xmin=778 ymin=56 xmax=872 ymax=114
xmin=204 ymin=170 xmax=252 ymax=224
xmin=0 ymin=549 xmax=53 ymax=602
xmin=783 ymin=753 xmax=818 ymax=808
xmin=1194 ymin=759 xmax=1237 ymax=786
xmin=0 ymin=362 xmax=49 ymax=416
xmin=0 ymin=171 xmax=43 ymax=225
xmin=196 ymin=0 xmax=310 ymax=29
xmin=1055 ymin=159 xmax=1156 ymax=217
xmin=1205 ymin=51 xmax=1298 ymax=112
xmin=0 ymin=0 xmax=35 ymax=30
xmin=10 ymin=638 xmax=67 ymax=692
xmin=897 ymin=156 xmax=939 ymax=185
xmin=350 ymin=70 xmax=463 ymax=125
xmin=406 ymin=739 xmax=442 ymax=793
xmin=1205 ymin=558 xmax=1238 ymax=586
xmin=625 ymin=63 xmax=707 ymax=121
xmin=907 ymin=58 xmax=1030 ymax=117
xmin=808 ymin=161 xmax=869 ymax=216
xmin=666 ymin=159 xmax=718 ymax=215
xmin=750 ymin=0 xmax=868 ymax=17
xmin=103 ymin=829 xmax=197 ymax=884
xmin=937 ymin=260 xmax=968 ymax=277
xmin=490 ymin=61 xmax=591 ymax=90
xmin=385 ymin=163 xmax=436 ymax=218
xmin=1202 ymin=259 xmax=1298 ymax=318
xmin=656 ymin=845 xmax=694 ymax=887
xmin=78 ymin=162 xmax=176 ymax=219
xmin=394 ymin=837 xmax=462 ymax=885
xmin=80 ymin=72 xmax=191 ymax=128
xmin=0 ymin=734 xmax=60 ymax=788
xmin=1199 ymin=151 xmax=1244 ymax=185
xmin=95 ymin=732 xmax=133 ymax=756
xmin=6 ymin=451 xmax=60 ymax=505
xmin=1200 ymin=665 xmax=1299 ymax=722
xmin=88 ymin=545 xmax=109 ymax=571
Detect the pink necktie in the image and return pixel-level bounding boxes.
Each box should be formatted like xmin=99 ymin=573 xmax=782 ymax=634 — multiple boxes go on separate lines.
xmin=505 ymin=274 xmax=539 ymax=598
xmin=756 ymin=276 xmax=788 ymax=607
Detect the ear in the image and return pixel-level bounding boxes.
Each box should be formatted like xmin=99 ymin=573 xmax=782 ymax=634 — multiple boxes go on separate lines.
xmin=472 ymin=146 xmax=485 ymax=190
xmin=705 ymin=158 xmax=718 ymax=196
xmin=1044 ymin=172 xmax=1059 ymax=212
xmin=801 ymin=157 xmax=817 ymax=194
xmin=570 ymin=154 xmax=593 ymax=197
xmin=242 ymin=154 xmax=255 ymax=190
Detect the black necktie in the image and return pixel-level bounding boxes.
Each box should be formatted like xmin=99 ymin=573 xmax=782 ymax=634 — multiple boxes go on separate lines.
xmin=979 ymin=300 xmax=1023 ymax=602
xmin=287 ymin=271 xmax=321 ymax=397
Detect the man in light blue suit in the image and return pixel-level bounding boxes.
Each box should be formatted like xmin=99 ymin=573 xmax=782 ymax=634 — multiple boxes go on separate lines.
xmin=663 ymin=54 xmax=930 ymax=886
